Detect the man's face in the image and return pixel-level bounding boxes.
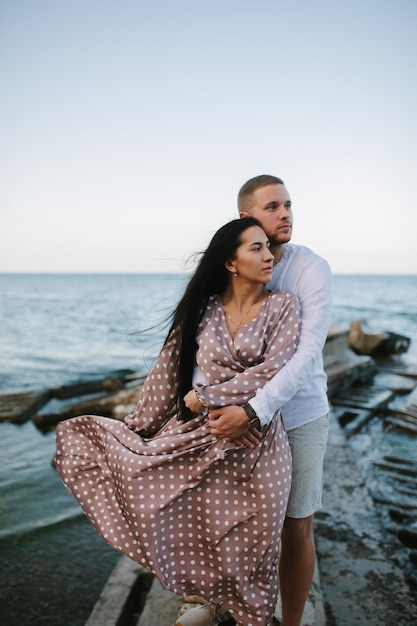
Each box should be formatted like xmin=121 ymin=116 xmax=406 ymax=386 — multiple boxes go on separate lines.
xmin=245 ymin=184 xmax=293 ymax=247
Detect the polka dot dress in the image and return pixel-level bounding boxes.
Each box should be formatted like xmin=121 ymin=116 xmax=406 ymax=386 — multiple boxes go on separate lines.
xmin=56 ymin=292 xmax=300 ymax=626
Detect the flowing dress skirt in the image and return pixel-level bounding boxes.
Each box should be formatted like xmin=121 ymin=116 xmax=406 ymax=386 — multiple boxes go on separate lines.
xmin=56 ymin=411 xmax=291 ymax=626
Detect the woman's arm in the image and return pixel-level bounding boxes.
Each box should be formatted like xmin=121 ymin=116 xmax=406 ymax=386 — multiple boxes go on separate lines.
xmin=124 ymin=337 xmax=178 ymax=435
xmin=194 ymin=292 xmax=300 ymax=409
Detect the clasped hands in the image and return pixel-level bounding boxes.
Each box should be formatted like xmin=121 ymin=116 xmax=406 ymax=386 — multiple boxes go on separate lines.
xmin=183 ymin=389 xmax=261 ymax=448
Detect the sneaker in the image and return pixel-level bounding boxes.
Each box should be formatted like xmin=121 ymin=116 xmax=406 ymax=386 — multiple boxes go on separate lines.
xmin=175 ymin=602 xmax=231 ymax=626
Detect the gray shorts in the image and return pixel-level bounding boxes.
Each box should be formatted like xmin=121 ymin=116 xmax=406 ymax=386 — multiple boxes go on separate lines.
xmin=285 ymin=413 xmax=329 ymax=519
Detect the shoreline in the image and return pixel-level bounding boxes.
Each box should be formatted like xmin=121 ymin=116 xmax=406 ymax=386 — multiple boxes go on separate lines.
xmin=314 ymin=414 xmax=417 ymax=625
xmin=1 ymin=324 xmax=417 ymax=625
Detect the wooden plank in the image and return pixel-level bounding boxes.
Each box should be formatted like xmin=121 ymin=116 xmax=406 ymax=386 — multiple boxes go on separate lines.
xmin=331 ymin=385 xmax=394 ymax=412
xmin=385 ymin=416 xmax=417 ymax=436
xmin=373 ymin=459 xmax=417 ymax=478
xmin=0 ymin=390 xmax=50 ymax=424
xmin=372 ymin=371 xmax=417 ymax=394
xmin=33 ymin=384 xmax=142 ymax=430
xmin=50 ymin=375 xmax=127 ymax=400
xmin=391 ymin=408 xmax=417 ymax=420
xmin=0 ymin=371 xmax=146 ymax=426
xmin=330 ymin=405 xmax=373 ymax=438
xmin=48 ymin=370 xmax=147 ymax=400
xmin=326 ymin=358 xmax=376 ymax=398
xmin=376 ymin=360 xmax=417 ymax=379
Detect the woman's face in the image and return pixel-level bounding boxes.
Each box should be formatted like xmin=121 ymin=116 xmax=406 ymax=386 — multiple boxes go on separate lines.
xmin=228 ymin=225 xmax=274 ymax=284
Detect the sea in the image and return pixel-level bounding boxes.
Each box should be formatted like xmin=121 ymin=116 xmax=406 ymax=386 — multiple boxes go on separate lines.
xmin=1 ymin=272 xmax=417 ymax=626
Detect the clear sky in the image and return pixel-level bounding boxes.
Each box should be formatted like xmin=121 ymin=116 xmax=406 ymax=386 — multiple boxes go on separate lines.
xmin=1 ymin=0 xmax=416 ymax=274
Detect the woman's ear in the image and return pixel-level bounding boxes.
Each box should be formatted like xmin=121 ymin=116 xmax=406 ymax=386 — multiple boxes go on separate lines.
xmin=225 ymin=259 xmax=235 ymax=273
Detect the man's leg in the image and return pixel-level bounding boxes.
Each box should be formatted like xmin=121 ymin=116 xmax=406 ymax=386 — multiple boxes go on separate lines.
xmin=279 ymin=514 xmax=315 ymax=626
xmin=279 ymin=414 xmax=329 ymax=626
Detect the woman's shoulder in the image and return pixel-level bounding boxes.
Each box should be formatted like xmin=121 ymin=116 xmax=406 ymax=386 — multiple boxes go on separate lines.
xmin=266 ymin=289 xmax=299 ymax=304
xmin=206 ymin=294 xmax=222 ymax=307
xmin=264 ymin=290 xmax=300 ymax=317
xmin=264 ymin=291 xmax=300 ymax=325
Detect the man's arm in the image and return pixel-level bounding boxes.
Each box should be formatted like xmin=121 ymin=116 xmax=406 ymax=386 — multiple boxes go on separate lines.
xmin=209 ymin=258 xmax=332 ymax=437
xmin=251 ymin=257 xmax=332 ymax=422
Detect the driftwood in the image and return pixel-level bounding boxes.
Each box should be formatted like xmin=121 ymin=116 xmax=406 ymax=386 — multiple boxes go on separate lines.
xmin=385 ymin=386 xmax=417 ymax=435
xmin=385 ymin=415 xmax=417 ymax=435
xmin=33 ymin=384 xmax=143 ymax=431
xmin=50 ymin=374 xmax=131 ymax=400
xmin=0 ymin=371 xmax=146 ymax=426
xmin=349 ymin=319 xmax=410 ymax=356
xmin=373 ymin=458 xmax=417 ymax=478
xmin=0 ymin=390 xmax=51 ymax=424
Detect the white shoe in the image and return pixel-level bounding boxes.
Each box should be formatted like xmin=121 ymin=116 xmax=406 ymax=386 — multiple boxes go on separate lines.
xmin=175 ymin=602 xmax=231 ymax=626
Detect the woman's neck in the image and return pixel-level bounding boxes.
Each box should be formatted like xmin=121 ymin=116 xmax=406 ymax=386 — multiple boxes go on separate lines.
xmin=221 ymin=284 xmax=266 ymax=311
xmin=221 ymin=284 xmax=267 ymax=338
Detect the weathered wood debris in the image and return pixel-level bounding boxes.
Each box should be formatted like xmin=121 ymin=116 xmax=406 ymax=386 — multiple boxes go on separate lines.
xmin=0 ymin=370 xmax=147 ymax=429
xmin=348 ymin=318 xmax=411 ymax=356
xmin=323 ymin=327 xmax=417 ymax=610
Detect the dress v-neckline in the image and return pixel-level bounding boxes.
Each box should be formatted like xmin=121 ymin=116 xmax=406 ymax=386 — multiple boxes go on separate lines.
xmin=220 ymin=294 xmax=269 ymax=343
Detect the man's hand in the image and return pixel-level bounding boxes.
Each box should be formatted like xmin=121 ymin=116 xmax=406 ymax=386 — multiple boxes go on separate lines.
xmin=183 ymin=389 xmax=205 ymax=414
xmin=208 ymin=405 xmax=262 ymax=447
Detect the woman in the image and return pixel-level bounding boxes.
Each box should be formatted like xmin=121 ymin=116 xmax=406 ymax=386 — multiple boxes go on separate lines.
xmin=55 ymin=218 xmax=300 ymax=626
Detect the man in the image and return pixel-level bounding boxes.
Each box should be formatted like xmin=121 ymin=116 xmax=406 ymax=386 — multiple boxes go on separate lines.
xmin=209 ymin=175 xmax=332 ymax=626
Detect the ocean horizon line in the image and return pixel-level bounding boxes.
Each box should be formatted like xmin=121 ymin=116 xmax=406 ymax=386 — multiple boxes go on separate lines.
xmin=1 ymin=270 xmax=417 ymax=277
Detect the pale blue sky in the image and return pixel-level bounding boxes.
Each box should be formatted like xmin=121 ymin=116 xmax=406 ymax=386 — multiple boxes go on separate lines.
xmin=1 ymin=0 xmax=416 ymax=274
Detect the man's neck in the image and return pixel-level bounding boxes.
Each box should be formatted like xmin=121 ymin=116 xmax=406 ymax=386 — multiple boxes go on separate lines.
xmin=271 ymin=243 xmax=286 ymax=266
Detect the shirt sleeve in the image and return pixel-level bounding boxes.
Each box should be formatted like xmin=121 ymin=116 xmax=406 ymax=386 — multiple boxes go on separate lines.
xmin=249 ymin=256 xmax=332 ymax=424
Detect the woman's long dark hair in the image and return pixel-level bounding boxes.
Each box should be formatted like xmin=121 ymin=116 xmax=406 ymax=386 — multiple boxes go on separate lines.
xmin=165 ymin=217 xmax=262 ymax=421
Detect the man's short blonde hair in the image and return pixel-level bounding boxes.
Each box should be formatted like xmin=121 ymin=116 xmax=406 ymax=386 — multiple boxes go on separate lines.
xmin=238 ymin=175 xmax=285 ymax=215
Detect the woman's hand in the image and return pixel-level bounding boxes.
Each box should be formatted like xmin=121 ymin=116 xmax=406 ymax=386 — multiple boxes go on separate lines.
xmin=183 ymin=389 xmax=205 ymax=414
xmin=208 ymin=405 xmax=262 ymax=447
